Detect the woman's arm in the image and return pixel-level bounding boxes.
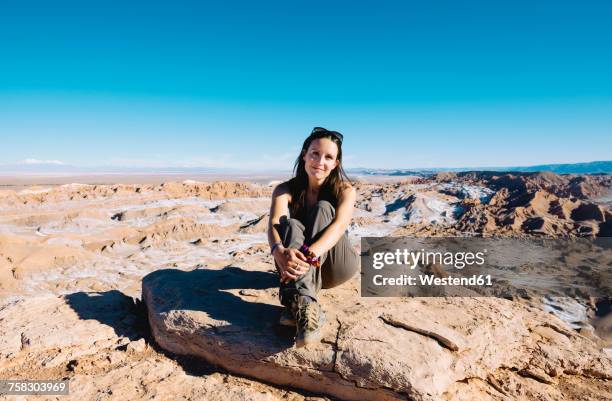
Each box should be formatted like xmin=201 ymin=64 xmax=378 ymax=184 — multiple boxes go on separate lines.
xmin=268 ymin=183 xmax=310 ymax=282
xmin=267 ymin=183 xmax=291 ymax=249
xmin=308 ymin=184 xmax=356 ymax=258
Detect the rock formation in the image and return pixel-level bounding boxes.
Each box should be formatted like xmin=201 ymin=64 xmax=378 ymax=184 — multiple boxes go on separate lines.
xmin=0 ymin=174 xmax=609 ymax=400
xmin=143 ymin=265 xmax=611 ymax=401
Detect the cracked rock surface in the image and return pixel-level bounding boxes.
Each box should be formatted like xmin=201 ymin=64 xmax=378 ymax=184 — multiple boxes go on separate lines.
xmin=143 ymin=265 xmax=611 ymax=401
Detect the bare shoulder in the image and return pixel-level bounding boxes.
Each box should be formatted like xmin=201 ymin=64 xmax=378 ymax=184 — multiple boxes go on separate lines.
xmin=338 ymin=182 xmax=356 ymax=202
xmin=340 ymin=182 xmax=356 ymax=196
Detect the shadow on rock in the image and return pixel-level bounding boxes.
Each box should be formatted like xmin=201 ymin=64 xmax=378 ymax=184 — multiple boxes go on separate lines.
xmin=142 ymin=267 xmax=295 ymax=358
xmin=65 ymin=290 xmax=148 ymax=341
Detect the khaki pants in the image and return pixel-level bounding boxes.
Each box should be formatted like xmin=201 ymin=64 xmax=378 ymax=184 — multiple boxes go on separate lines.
xmin=276 ymin=200 xmax=360 ymax=305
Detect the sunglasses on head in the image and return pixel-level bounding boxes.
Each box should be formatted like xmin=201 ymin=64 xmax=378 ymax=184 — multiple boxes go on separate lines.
xmin=310 ymin=127 xmax=343 ymax=144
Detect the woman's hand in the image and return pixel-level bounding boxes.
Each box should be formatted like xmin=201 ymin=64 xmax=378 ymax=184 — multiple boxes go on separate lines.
xmin=273 ymin=247 xmax=311 ymax=283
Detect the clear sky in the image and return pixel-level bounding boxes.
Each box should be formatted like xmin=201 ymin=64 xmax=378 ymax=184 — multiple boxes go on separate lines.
xmin=1 ymin=0 xmax=611 ymax=170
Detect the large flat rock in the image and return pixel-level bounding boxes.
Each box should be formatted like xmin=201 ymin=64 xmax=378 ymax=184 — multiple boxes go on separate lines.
xmin=142 ymin=265 xmax=611 ymax=401
xmin=0 ymin=294 xmax=323 ymax=401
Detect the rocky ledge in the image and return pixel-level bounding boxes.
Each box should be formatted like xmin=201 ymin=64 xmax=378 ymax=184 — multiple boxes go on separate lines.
xmin=142 ymin=265 xmax=611 ymax=401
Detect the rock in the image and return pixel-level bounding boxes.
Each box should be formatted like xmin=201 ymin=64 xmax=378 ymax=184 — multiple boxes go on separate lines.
xmin=0 ymin=292 xmax=312 ymax=400
xmin=143 ymin=266 xmax=612 ymax=401
xmin=67 ymin=359 xmax=318 ymax=401
xmin=239 ymin=213 xmax=270 ymax=233
xmin=0 ymin=295 xmax=119 ymax=359
xmin=127 ymin=338 xmax=147 ymax=353
xmin=379 ymin=313 xmax=465 ymax=351
xmin=572 ymin=203 xmax=606 ymax=222
xmin=1 ymin=175 xmax=610 ymax=400
xmin=107 ymin=350 xmax=127 ymax=365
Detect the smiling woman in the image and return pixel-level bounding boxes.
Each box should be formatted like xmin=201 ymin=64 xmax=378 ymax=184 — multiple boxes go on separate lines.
xmin=267 ymin=127 xmax=359 ymax=347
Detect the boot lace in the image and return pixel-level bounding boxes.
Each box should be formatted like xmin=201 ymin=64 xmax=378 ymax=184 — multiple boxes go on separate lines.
xmin=298 ymin=303 xmax=320 ymax=331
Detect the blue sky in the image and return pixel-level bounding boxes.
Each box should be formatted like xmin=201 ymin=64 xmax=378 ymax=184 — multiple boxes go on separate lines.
xmin=1 ymin=1 xmax=611 ymax=170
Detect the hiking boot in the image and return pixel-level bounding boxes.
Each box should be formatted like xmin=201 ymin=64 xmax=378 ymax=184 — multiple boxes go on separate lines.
xmin=279 ymin=302 xmax=298 ymax=327
xmin=295 ymin=296 xmax=325 ymax=348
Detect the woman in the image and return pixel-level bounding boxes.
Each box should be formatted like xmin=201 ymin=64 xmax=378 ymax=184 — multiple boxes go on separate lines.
xmin=267 ymin=127 xmax=359 ymax=347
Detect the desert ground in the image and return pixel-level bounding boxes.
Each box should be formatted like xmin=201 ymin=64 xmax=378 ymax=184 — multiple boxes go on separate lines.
xmin=0 ymin=172 xmax=610 ymax=400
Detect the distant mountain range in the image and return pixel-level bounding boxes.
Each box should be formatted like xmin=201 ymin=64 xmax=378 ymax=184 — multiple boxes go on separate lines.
xmin=1 ymin=161 xmax=610 ymax=175
xmin=348 ymin=161 xmax=612 ymax=176
xmin=502 ymin=161 xmax=612 ymax=174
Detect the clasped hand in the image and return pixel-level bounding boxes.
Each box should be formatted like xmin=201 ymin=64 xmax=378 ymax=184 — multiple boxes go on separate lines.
xmin=273 ymin=247 xmax=311 ymax=283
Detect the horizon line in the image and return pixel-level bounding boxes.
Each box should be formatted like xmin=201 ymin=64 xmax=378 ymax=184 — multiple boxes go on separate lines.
xmin=1 ymin=160 xmax=610 ymax=175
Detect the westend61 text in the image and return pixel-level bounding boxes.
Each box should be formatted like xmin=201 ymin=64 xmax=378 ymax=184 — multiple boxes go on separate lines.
xmin=373 ymin=274 xmax=493 ymax=287
xmin=372 ymin=249 xmax=486 ymax=270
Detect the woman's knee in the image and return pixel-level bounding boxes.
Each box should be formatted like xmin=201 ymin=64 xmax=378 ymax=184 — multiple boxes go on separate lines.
xmin=308 ymin=200 xmax=335 ymax=221
xmin=314 ymin=200 xmax=335 ymax=213
xmin=277 ymin=216 xmax=304 ymax=230
xmin=287 ymin=218 xmax=305 ymax=231
xmin=275 ymin=217 xmax=305 ymax=247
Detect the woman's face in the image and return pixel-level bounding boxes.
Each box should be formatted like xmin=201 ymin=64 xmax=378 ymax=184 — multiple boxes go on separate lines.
xmin=302 ymin=138 xmax=339 ymax=181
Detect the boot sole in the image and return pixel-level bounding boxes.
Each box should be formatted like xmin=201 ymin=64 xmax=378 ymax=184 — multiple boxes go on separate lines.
xmin=295 ymin=311 xmax=326 ymax=348
xmin=295 ymin=330 xmax=323 ymax=348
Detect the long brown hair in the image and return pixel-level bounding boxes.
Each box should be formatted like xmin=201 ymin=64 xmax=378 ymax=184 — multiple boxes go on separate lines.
xmin=288 ymin=128 xmax=352 ymax=219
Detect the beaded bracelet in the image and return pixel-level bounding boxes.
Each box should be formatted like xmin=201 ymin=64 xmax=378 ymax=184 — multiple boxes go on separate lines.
xmin=299 ymin=244 xmax=321 ymax=268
